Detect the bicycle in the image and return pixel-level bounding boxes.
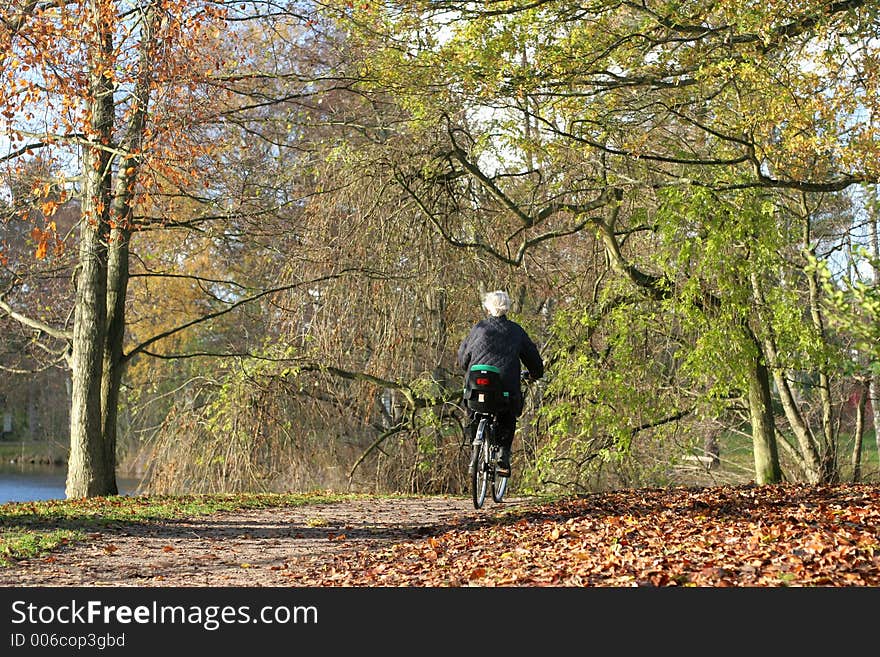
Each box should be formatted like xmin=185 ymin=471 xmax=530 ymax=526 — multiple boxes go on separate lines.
xmin=469 ymin=410 xmax=509 ymax=509
xmin=464 ymin=367 xmax=532 ymax=509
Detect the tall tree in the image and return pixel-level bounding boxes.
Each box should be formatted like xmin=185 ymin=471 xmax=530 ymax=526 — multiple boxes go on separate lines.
xmin=1 ymin=0 xmax=232 ymax=496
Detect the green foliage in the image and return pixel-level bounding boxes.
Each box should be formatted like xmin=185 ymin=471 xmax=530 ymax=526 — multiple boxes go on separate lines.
xmin=813 ymin=248 xmax=880 ymax=369
xmin=655 ymin=184 xmax=853 ymax=380
xmin=534 ymin=294 xmax=692 ymax=491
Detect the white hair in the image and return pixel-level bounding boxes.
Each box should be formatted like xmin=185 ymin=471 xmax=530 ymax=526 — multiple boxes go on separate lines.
xmin=482 ymin=290 xmax=511 ymax=317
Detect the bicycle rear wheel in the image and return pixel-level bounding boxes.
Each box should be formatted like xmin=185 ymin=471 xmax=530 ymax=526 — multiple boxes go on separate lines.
xmin=489 ymin=445 xmax=510 ymax=502
xmin=492 ymin=463 xmax=509 ymax=502
xmin=471 ymin=418 xmax=490 ymax=509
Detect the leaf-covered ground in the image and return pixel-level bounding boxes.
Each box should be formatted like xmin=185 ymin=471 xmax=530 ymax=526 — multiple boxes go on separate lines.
xmin=283 ymin=483 xmax=880 ymax=587
xmin=2 ymin=483 xmax=878 ymax=587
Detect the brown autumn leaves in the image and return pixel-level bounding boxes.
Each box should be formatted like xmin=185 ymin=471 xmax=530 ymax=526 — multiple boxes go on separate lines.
xmin=282 ymin=483 xmax=880 ymax=587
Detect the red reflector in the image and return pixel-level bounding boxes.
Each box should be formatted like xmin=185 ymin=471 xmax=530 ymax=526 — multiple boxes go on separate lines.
xmin=475 ymin=377 xmax=490 ymax=386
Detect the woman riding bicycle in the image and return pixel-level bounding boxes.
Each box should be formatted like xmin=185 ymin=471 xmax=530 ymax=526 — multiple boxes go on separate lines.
xmin=457 ymin=290 xmax=544 ymax=476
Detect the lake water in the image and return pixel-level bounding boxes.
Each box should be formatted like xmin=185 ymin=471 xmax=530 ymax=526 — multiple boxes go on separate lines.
xmin=0 ymin=464 xmax=142 ymax=503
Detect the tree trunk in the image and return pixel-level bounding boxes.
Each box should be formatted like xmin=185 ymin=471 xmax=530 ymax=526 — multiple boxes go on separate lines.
xmin=66 ymin=3 xmax=117 ymax=498
xmin=97 ymin=3 xmax=158 ymax=489
xmin=870 ymin=195 xmax=880 ymax=475
xmin=851 ymin=381 xmax=867 ymax=482
xmin=749 ymin=271 xmax=824 ymax=483
xmin=747 ymin=351 xmax=782 ymax=484
xmin=803 ymin=204 xmax=838 ymax=482
xmin=872 ymin=378 xmax=880 ymax=470
xmin=66 ymin=203 xmax=112 ymax=497
xmin=26 ymin=378 xmax=37 ymax=440
xmin=99 ymin=227 xmax=131 ymax=496
xmin=703 ymin=431 xmax=720 ymax=469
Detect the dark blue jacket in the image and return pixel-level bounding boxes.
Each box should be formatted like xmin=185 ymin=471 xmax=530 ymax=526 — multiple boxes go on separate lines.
xmin=457 ymin=315 xmax=543 ymax=406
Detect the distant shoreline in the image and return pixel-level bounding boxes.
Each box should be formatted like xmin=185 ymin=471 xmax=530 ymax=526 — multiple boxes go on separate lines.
xmin=0 ymin=441 xmax=146 ymax=483
xmin=0 ymin=439 xmax=67 ymax=467
xmin=5 ymin=454 xmax=65 ymax=466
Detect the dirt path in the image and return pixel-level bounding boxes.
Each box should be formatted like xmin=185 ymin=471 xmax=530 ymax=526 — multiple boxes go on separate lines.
xmin=0 ymin=496 xmax=525 ymax=587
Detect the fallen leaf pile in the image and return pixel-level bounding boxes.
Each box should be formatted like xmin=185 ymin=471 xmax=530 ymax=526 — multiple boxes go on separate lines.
xmin=283 ymin=483 xmax=880 ymax=587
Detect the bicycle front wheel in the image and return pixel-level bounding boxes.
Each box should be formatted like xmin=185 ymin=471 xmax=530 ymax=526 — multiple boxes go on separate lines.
xmin=471 ymin=419 xmax=490 ymax=509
